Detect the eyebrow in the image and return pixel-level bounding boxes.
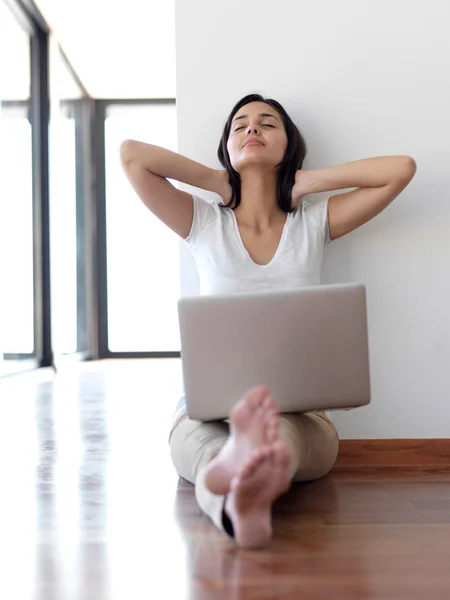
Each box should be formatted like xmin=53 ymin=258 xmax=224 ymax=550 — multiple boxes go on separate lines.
xmin=232 ymin=113 xmax=280 ymax=125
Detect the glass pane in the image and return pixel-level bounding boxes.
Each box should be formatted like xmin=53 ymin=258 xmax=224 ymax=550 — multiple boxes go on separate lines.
xmin=0 ymin=1 xmax=34 ymax=373
xmin=48 ymin=37 xmax=84 ymax=356
xmin=105 ymin=103 xmax=180 ymax=352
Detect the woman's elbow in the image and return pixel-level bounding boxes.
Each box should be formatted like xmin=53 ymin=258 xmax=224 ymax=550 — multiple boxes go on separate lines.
xmin=120 ymin=139 xmax=137 ymax=165
xmin=403 ymin=156 xmax=417 ymax=179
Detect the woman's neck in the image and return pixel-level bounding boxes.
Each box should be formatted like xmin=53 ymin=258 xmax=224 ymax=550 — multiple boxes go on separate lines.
xmin=234 ymin=168 xmax=285 ymax=230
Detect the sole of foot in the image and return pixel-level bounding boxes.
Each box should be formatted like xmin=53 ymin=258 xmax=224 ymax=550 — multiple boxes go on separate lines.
xmin=204 ymin=386 xmax=280 ymax=496
xmin=225 ymin=441 xmax=292 ymax=550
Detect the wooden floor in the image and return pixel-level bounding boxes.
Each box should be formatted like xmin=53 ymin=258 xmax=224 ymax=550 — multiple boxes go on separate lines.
xmin=1 ymin=359 xmax=449 ymax=600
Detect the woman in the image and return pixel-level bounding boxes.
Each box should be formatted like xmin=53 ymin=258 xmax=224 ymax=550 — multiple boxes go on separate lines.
xmin=120 ymin=93 xmax=416 ymax=549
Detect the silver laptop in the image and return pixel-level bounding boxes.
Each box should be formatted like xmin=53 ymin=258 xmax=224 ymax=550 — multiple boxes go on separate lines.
xmin=177 ymin=283 xmax=371 ymax=421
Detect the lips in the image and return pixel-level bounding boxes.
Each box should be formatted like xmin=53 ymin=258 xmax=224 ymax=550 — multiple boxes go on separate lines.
xmin=244 ymin=139 xmax=264 ymax=147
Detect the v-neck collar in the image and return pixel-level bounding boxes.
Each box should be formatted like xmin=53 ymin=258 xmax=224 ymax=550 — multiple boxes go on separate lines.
xmin=230 ymin=210 xmax=293 ymax=268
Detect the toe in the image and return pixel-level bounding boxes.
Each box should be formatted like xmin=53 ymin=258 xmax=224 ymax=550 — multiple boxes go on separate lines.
xmin=262 ymin=394 xmax=278 ymax=413
xmin=256 ymin=405 xmax=269 ymax=422
xmin=247 ymin=386 xmax=269 ymax=410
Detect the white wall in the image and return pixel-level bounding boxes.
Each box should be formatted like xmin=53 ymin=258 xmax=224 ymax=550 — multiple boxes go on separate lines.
xmin=175 ymin=0 xmax=450 ymax=439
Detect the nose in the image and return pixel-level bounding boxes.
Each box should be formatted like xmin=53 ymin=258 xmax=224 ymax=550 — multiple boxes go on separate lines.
xmin=247 ymin=124 xmax=259 ymax=134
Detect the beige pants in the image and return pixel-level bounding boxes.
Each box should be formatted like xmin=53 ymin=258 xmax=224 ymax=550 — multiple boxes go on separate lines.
xmin=169 ymin=406 xmax=339 ymax=535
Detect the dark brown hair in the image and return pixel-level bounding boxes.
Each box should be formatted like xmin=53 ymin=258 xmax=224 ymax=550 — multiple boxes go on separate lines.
xmin=217 ymin=93 xmax=307 ymax=212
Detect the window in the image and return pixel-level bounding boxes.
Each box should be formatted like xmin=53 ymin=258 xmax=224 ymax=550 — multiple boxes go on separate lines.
xmin=0 ymin=0 xmax=34 ymax=375
xmin=48 ymin=37 xmax=89 ymax=357
xmin=104 ymin=103 xmax=180 ymax=352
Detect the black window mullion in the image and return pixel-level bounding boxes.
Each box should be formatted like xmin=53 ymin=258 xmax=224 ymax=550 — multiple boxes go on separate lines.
xmin=92 ymin=100 xmax=108 ymax=358
xmin=30 ymin=28 xmax=52 ymax=367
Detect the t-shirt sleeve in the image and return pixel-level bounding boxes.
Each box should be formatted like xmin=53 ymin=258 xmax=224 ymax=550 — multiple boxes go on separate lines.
xmin=302 ymin=195 xmax=332 ymax=247
xmin=184 ymin=194 xmax=218 ymax=248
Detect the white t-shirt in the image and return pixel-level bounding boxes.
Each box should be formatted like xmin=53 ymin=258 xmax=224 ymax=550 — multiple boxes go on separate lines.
xmin=174 ymin=193 xmax=333 ymax=418
xmin=184 ymin=194 xmax=331 ymax=295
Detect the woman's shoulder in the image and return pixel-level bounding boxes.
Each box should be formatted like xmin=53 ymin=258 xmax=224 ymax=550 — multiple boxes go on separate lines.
xmin=295 ymin=196 xmax=329 ymax=230
xmin=292 ymin=196 xmax=331 ymax=245
xmin=192 ymin=193 xmax=226 ymax=223
xmin=184 ymin=193 xmax=225 ymax=248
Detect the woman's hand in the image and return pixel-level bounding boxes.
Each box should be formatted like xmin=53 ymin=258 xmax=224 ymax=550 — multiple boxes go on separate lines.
xmin=210 ymin=169 xmax=233 ymax=206
xmin=291 ymin=169 xmax=314 ymax=209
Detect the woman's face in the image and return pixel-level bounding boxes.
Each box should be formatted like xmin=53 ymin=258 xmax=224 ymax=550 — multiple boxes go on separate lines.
xmin=226 ymin=101 xmax=288 ymax=174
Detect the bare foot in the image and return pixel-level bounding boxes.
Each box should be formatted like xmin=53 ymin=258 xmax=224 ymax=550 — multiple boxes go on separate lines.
xmin=225 ymin=441 xmax=291 ymax=550
xmin=204 ymin=386 xmax=280 ymax=495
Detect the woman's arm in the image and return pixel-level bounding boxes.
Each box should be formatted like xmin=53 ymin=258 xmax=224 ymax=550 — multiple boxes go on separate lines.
xmin=292 ymin=155 xmax=417 ymax=240
xmin=120 ymin=140 xmax=228 ymax=238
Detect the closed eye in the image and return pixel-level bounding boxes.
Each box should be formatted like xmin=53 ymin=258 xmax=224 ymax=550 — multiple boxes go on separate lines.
xmin=234 ymin=124 xmax=275 ymax=131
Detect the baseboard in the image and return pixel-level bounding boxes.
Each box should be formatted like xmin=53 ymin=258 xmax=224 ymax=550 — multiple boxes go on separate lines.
xmin=335 ymin=439 xmax=450 ymax=467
